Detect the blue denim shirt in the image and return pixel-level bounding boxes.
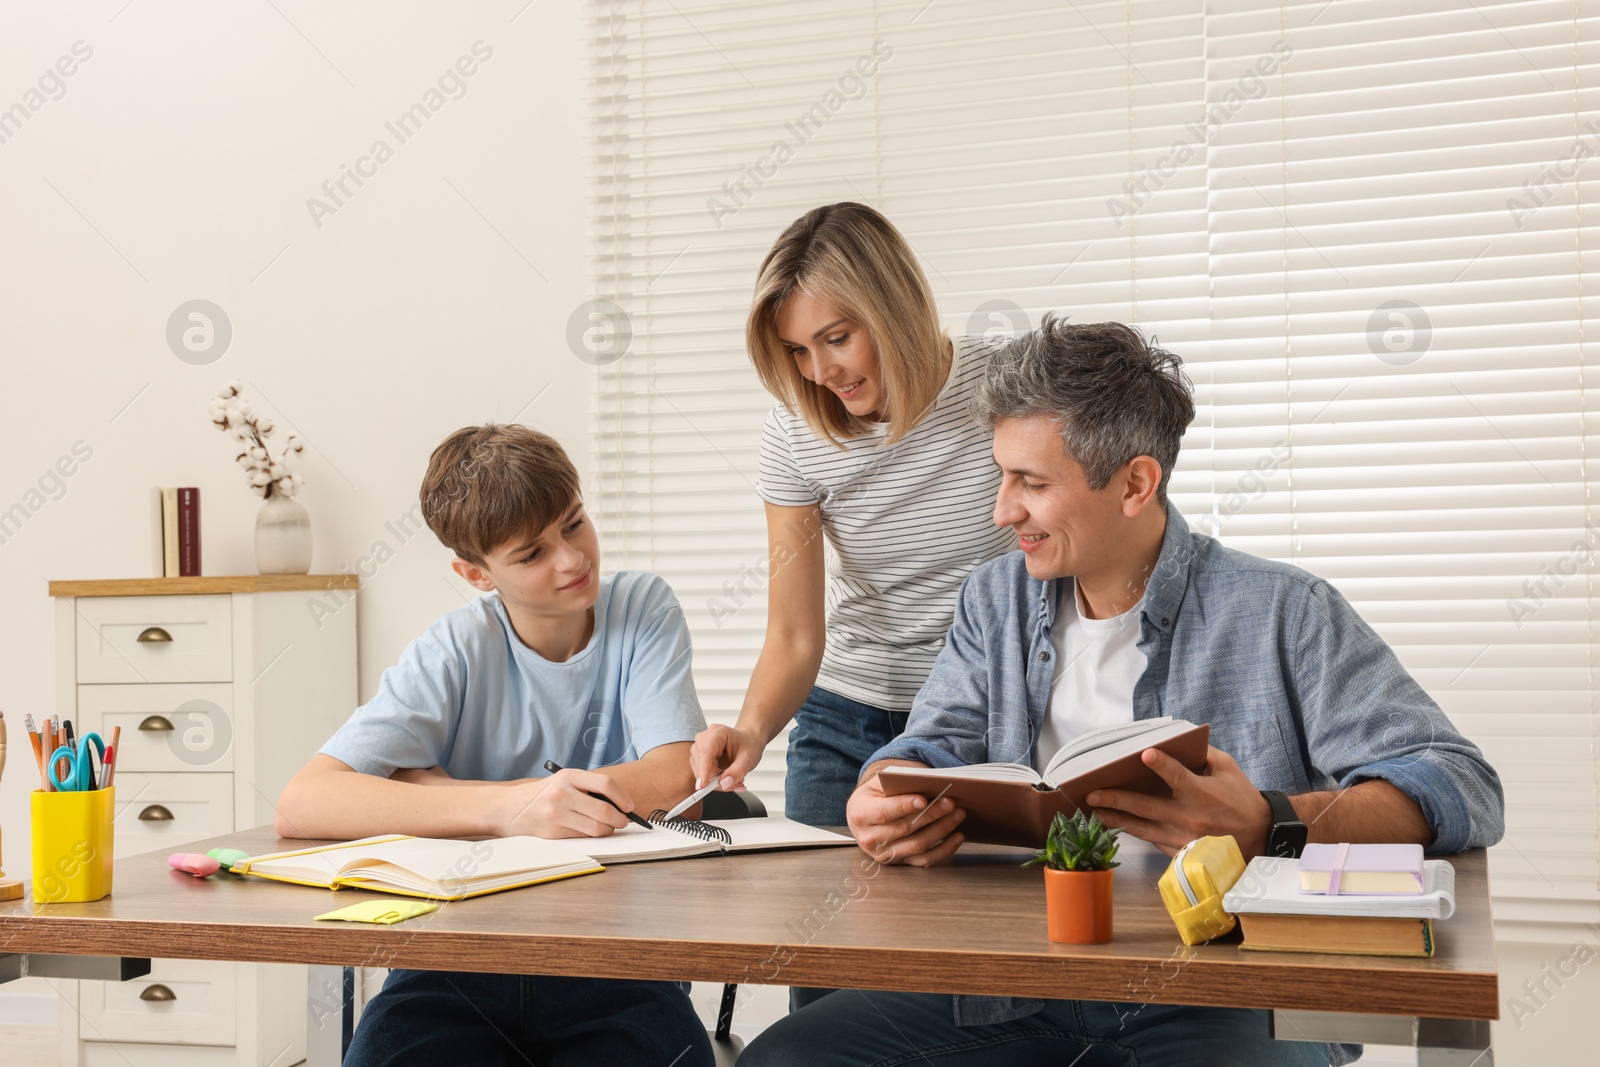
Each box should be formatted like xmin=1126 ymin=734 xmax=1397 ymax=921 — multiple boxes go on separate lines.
xmin=867 ymin=506 xmax=1505 ymax=1040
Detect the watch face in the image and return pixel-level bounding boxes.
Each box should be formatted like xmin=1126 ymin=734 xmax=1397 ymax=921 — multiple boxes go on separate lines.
xmin=1268 ymin=823 xmax=1308 ymax=859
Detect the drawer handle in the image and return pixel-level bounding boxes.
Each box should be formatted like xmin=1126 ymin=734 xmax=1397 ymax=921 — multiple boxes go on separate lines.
xmin=135 ymin=627 xmax=173 ymax=644
xmin=138 ymin=715 xmax=175 ymax=732
xmin=138 ymin=805 xmax=174 ymax=822
xmin=139 ymin=984 xmax=176 ymax=1003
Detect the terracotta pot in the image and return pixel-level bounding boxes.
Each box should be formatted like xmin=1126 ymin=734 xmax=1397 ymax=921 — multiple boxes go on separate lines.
xmin=1043 ymin=866 xmax=1114 ymax=944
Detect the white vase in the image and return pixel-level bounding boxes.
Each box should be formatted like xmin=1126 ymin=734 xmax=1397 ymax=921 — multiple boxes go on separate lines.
xmin=256 ymin=494 xmax=312 ymax=574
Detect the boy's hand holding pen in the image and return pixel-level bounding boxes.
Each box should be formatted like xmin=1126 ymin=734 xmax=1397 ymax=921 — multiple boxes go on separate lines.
xmin=487 ymin=761 xmax=647 ymax=839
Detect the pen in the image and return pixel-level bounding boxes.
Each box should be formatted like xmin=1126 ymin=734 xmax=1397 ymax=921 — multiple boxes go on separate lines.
xmin=542 ymin=759 xmax=654 ymax=829
xmin=60 ymin=719 xmax=75 ymax=784
xmin=661 ymin=778 xmax=721 ymax=822
xmin=103 ymin=725 xmax=121 ymax=789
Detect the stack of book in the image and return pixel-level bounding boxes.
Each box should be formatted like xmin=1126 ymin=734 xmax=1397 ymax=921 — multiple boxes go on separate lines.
xmin=1222 ymin=844 xmax=1454 ymax=958
xmin=151 ymin=487 xmax=201 ymax=577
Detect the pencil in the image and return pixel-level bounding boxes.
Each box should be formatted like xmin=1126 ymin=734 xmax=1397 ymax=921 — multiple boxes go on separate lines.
xmin=23 ymin=714 xmax=45 ymax=787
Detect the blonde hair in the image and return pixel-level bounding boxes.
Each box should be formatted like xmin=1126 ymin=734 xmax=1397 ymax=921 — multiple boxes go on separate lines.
xmin=747 ymin=203 xmax=949 ymax=447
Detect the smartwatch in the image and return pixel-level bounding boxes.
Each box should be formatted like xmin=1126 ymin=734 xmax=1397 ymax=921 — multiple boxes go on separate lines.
xmin=1260 ymin=789 xmax=1308 ymax=859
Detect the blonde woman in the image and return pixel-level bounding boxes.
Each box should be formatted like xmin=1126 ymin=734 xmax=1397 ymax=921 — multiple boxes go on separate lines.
xmin=690 ymin=203 xmax=1014 ymax=835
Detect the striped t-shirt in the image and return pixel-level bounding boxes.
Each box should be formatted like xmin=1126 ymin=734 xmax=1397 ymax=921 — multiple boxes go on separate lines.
xmin=757 ymin=333 xmax=1016 ymax=710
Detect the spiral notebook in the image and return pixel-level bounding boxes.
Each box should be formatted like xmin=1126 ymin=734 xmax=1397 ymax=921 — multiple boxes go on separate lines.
xmin=569 ymin=814 xmax=854 ymax=864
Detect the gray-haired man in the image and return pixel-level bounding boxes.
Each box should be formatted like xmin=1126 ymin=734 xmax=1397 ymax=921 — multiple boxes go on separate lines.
xmin=742 ymin=316 xmax=1503 ymax=1067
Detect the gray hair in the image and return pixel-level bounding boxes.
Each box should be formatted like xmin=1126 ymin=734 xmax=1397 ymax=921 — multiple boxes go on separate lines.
xmin=974 ymin=316 xmax=1195 ymax=503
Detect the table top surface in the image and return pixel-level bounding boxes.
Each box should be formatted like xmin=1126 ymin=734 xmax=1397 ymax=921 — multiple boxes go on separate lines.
xmin=0 ymin=827 xmax=1499 ymax=1020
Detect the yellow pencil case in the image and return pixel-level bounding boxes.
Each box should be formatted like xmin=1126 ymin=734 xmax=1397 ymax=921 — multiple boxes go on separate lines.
xmin=1158 ymin=835 xmax=1246 ymax=945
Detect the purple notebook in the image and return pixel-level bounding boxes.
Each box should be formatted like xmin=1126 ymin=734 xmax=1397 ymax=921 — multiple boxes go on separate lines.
xmin=1297 ymin=843 xmax=1424 ymax=895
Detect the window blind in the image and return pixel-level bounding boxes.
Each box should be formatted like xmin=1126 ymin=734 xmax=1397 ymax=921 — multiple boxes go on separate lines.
xmin=583 ymin=0 xmax=1599 ymax=929
xmin=1196 ymin=0 xmax=1599 ymax=930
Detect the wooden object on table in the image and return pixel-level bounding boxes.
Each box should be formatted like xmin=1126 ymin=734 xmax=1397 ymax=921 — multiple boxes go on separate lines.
xmin=0 ymin=710 xmax=22 ymax=901
xmin=45 ymin=577 xmax=358 ymax=1067
xmin=0 ymin=826 xmax=1500 ymax=1024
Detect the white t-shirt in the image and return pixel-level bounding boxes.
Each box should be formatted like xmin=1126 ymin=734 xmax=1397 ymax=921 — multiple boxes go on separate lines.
xmin=757 ymin=334 xmax=1015 ymax=710
xmin=1032 ymin=579 xmax=1147 ymax=774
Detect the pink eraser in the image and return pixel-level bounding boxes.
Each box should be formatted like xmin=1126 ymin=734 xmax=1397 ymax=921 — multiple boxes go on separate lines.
xmin=168 ymin=853 xmax=221 ymax=877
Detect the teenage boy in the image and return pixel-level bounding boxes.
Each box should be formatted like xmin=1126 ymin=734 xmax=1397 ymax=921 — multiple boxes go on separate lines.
xmin=741 ymin=318 xmax=1504 ymax=1067
xmin=276 ymin=423 xmax=712 ymax=1067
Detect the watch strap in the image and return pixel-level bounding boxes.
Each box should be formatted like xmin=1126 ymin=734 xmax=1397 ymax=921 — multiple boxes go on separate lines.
xmin=1260 ymin=789 xmax=1307 ymax=858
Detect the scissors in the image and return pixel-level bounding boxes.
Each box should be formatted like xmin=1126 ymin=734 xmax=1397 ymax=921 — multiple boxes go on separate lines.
xmin=47 ymin=731 xmax=106 ymax=792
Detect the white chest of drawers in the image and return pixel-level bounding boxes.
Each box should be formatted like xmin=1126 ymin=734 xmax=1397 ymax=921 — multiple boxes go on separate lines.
xmin=49 ymin=575 xmax=359 ymax=1067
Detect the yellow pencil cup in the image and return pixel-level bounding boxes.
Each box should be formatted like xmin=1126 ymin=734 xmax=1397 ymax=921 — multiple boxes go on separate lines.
xmin=31 ymin=787 xmax=115 ymax=904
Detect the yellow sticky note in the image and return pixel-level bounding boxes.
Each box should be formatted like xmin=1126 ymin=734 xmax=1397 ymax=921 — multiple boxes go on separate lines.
xmin=314 ymin=900 xmax=439 ymax=925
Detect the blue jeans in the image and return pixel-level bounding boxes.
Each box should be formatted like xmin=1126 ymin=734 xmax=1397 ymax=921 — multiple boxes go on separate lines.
xmin=784 ymin=686 xmax=909 ymax=829
xmin=783 ymin=686 xmax=908 ymax=1013
xmin=344 ymin=969 xmax=712 ymax=1067
xmin=740 ymin=990 xmax=1333 ymax=1067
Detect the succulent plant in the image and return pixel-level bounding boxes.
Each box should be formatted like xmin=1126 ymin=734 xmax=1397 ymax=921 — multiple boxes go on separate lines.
xmin=1023 ymin=810 xmax=1122 ymax=872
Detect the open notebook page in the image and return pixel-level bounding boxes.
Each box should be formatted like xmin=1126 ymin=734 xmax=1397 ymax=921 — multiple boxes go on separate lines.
xmin=569 ymin=818 xmax=855 ymax=863
xmin=707 ymin=817 xmax=855 ymax=850
xmin=573 ymin=824 xmax=717 ymax=864
xmin=246 ymin=835 xmax=598 ymax=887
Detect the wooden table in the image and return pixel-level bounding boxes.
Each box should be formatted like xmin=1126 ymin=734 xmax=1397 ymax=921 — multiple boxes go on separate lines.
xmin=0 ymin=828 xmax=1498 ymax=1065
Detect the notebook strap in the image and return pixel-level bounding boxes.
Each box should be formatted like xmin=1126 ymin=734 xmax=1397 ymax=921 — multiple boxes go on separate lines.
xmin=1325 ymin=842 xmax=1351 ymax=896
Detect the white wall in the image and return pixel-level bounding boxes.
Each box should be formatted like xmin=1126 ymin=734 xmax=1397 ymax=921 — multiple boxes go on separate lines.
xmin=0 ymin=0 xmax=593 ymax=1010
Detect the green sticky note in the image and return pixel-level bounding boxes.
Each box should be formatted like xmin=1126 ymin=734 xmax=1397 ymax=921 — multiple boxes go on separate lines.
xmin=314 ymin=900 xmax=440 ymax=925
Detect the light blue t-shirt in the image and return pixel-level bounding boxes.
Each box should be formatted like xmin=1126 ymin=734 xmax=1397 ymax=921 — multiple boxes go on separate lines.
xmin=320 ymin=570 xmax=705 ymax=781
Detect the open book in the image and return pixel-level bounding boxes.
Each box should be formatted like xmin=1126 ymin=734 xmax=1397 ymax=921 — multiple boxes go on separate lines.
xmin=878 ymin=717 xmax=1210 ymax=848
xmin=232 ymin=835 xmax=605 ymax=900
xmin=235 ymin=817 xmax=854 ymax=900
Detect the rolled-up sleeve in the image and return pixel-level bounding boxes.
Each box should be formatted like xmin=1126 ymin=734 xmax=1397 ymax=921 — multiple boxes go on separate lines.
xmin=1292 ymin=579 xmax=1505 ymax=853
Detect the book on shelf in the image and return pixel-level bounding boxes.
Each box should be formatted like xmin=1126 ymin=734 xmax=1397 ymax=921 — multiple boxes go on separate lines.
xmin=177 ymin=486 xmax=201 ymax=577
xmin=160 ymin=487 xmax=179 ymax=577
xmin=151 ymin=486 xmax=201 ymax=577
xmin=149 ymin=488 xmax=165 ymax=578
xmin=234 ymin=817 xmax=854 ymax=900
xmin=877 ymin=717 xmax=1210 ymax=848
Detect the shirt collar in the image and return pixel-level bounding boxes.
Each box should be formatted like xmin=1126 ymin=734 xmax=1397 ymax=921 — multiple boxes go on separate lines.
xmin=1139 ymin=505 xmax=1193 ymax=635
